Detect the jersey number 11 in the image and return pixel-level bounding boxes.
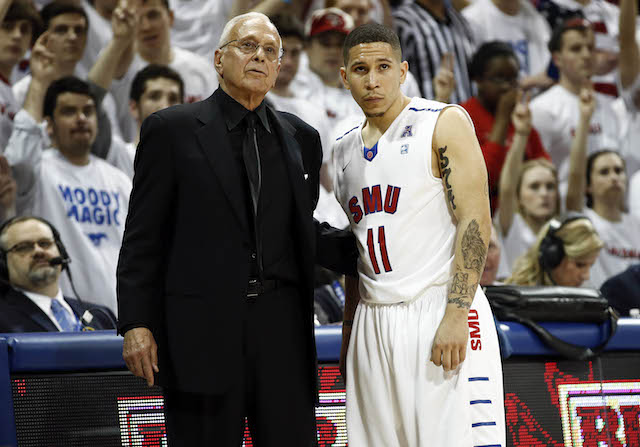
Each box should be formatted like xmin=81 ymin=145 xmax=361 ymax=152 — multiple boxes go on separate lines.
xmin=367 ymin=226 xmax=392 ymax=274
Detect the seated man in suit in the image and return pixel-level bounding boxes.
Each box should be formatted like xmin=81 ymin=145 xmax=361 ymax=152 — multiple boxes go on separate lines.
xmin=0 ymin=216 xmax=116 ymax=332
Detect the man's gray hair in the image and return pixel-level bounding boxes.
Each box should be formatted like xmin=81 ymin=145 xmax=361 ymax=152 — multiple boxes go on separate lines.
xmin=217 ymin=12 xmax=282 ymax=49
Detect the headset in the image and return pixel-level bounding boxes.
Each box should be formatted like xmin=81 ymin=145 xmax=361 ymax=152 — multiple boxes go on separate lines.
xmin=538 ymin=212 xmax=589 ymax=273
xmin=0 ymin=216 xmax=70 ymax=282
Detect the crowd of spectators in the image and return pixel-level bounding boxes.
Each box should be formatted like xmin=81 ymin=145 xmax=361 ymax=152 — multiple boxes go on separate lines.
xmin=0 ymin=0 xmax=639 ymax=333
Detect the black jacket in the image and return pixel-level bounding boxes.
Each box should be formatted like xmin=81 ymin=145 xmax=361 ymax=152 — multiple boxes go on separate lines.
xmin=116 ymin=90 xmax=357 ymax=396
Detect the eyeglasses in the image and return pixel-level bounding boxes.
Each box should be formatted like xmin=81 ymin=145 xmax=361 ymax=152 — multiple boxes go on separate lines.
xmin=219 ymin=39 xmax=283 ymax=62
xmin=7 ymin=239 xmax=55 ymax=255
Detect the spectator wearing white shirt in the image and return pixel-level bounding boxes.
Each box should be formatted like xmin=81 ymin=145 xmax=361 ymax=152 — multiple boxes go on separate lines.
xmin=106 ymin=64 xmax=185 ymax=179
xmin=529 ymin=17 xmax=620 ymax=198
xmin=3 ymin=48 xmax=131 ymax=314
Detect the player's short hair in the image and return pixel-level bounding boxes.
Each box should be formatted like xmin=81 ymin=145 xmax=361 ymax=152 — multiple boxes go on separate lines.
xmin=548 ymin=16 xmax=591 ymax=53
xmin=269 ymin=14 xmax=304 ymax=41
xmin=468 ymin=41 xmax=519 ymax=81
xmin=40 ymin=1 xmax=89 ymax=31
xmin=130 ymin=64 xmax=185 ymax=103
xmin=343 ymin=23 xmax=401 ymax=66
xmin=43 ymin=76 xmax=97 ymax=120
xmin=3 ymin=0 xmax=43 ymax=45
xmin=585 ymin=150 xmax=625 ymax=208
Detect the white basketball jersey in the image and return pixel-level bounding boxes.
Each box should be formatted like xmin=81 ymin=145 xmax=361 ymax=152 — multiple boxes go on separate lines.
xmin=333 ymin=97 xmax=473 ymax=304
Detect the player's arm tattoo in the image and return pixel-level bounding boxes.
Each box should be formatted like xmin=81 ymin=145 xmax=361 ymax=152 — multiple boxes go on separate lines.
xmin=461 ymin=220 xmax=487 ymax=275
xmin=437 ymin=145 xmax=456 ymax=210
xmin=448 ymin=268 xmax=472 ymax=309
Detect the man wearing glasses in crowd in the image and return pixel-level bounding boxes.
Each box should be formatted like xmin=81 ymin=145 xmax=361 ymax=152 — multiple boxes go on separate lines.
xmin=117 ymin=12 xmax=357 ymax=447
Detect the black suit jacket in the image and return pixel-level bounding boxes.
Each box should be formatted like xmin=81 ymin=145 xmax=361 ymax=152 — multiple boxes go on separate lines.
xmin=0 ymin=287 xmax=117 ymax=333
xmin=117 ymin=90 xmax=357 ymax=396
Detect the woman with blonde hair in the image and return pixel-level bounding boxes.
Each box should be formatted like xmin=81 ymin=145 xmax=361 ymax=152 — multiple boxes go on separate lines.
xmin=506 ymin=214 xmax=603 ymax=287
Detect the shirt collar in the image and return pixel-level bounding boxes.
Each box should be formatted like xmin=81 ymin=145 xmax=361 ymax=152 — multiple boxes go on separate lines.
xmin=217 ymin=87 xmax=271 ymax=133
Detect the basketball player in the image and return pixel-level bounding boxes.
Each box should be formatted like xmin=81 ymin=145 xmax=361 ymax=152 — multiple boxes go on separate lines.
xmin=334 ymin=23 xmax=506 ymax=446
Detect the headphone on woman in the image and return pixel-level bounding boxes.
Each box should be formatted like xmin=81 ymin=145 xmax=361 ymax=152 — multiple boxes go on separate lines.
xmin=0 ymin=216 xmax=71 ymax=281
xmin=538 ymin=212 xmax=588 ymax=272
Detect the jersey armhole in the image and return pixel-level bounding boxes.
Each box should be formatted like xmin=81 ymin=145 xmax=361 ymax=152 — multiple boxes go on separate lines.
xmin=424 ymin=104 xmax=476 ymax=183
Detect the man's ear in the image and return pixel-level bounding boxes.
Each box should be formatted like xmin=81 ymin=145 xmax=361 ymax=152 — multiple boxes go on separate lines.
xmin=214 ymin=49 xmax=224 ymax=79
xmin=129 ymin=99 xmax=140 ymax=124
xmin=168 ymin=9 xmax=175 ymax=27
xmin=340 ymin=66 xmax=350 ymax=90
xmin=44 ymin=116 xmax=55 ymax=142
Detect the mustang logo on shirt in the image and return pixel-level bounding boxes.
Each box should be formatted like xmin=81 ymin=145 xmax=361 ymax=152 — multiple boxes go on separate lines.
xmin=87 ymin=233 xmax=108 ymax=247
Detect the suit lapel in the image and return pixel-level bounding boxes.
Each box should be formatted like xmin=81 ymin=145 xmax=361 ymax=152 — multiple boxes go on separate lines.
xmin=269 ymin=110 xmax=313 ymax=220
xmin=194 ymin=96 xmax=249 ymax=232
xmin=5 ymin=289 xmax=58 ymax=332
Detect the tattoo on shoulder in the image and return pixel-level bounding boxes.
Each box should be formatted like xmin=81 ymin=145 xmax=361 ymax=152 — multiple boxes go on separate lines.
xmin=437 ymin=146 xmax=456 ymax=210
xmin=462 ymin=220 xmax=486 ymax=274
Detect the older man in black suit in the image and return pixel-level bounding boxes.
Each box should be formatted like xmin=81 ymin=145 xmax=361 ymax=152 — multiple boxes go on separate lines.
xmin=0 ymin=216 xmax=116 ymax=333
xmin=116 ymin=11 xmax=357 ymax=447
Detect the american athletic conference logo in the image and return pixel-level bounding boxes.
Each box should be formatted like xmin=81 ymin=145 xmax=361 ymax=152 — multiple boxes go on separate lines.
xmin=363 ymin=143 xmax=378 ymax=162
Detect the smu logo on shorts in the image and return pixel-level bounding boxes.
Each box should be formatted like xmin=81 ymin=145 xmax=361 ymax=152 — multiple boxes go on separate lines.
xmin=401 ymin=125 xmax=413 ymax=138
xmin=468 ymin=309 xmax=482 ymax=350
xmin=348 ymin=185 xmax=401 ymax=224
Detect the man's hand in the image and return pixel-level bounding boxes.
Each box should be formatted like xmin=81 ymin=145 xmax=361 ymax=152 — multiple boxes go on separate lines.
xmin=111 ymin=0 xmax=136 ymax=42
xmin=430 ymin=309 xmax=468 ymax=371
xmin=123 ymin=327 xmax=159 ymax=386
xmin=339 ymin=322 xmax=352 ymax=382
xmin=29 ymin=31 xmax=57 ymax=86
xmin=434 ymin=52 xmax=455 ymax=103
xmin=0 ymin=156 xmax=16 ymax=211
xmin=578 ymin=83 xmax=596 ymax=121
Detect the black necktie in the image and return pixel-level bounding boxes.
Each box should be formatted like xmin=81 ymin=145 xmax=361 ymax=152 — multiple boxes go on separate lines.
xmin=243 ymin=113 xmax=261 ymax=217
xmin=242 ymin=112 xmax=263 ymax=277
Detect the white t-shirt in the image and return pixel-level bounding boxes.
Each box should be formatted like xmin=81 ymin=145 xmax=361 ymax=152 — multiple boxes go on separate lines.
xmin=497 ymin=212 xmax=537 ymax=279
xmin=462 ymin=0 xmax=551 ymax=78
xmin=110 ymin=47 xmax=218 ymax=142
xmin=105 ymin=135 xmax=136 ymax=180
xmin=169 ymin=0 xmax=234 ymax=58
xmin=0 ymin=77 xmax=18 ymax=151
xmin=333 ymin=98 xmax=470 ymax=304
xmin=583 ymin=208 xmax=640 ymax=287
xmin=530 ymin=84 xmax=620 ymax=194
xmin=629 ymin=170 xmax=640 ymax=220
xmin=5 ymin=110 xmax=132 ymax=314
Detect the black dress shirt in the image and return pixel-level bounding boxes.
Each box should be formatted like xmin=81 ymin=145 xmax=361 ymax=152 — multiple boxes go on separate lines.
xmin=218 ymin=88 xmax=300 ymax=285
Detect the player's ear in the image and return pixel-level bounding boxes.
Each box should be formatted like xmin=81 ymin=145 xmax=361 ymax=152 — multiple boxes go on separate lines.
xmin=214 ymin=49 xmax=224 ymax=78
xmin=400 ymin=60 xmax=409 ymax=84
xmin=340 ymin=66 xmax=350 ymax=90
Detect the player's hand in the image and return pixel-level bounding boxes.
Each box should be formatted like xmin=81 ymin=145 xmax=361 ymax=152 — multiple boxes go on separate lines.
xmin=339 ymin=322 xmax=352 ymax=382
xmin=434 ymin=52 xmax=455 ymax=103
xmin=511 ymin=89 xmax=532 ymax=136
xmin=123 ymin=327 xmax=159 ymax=386
xmin=430 ymin=309 xmax=469 ymax=371
xmin=0 ymin=156 xmax=16 ymax=210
